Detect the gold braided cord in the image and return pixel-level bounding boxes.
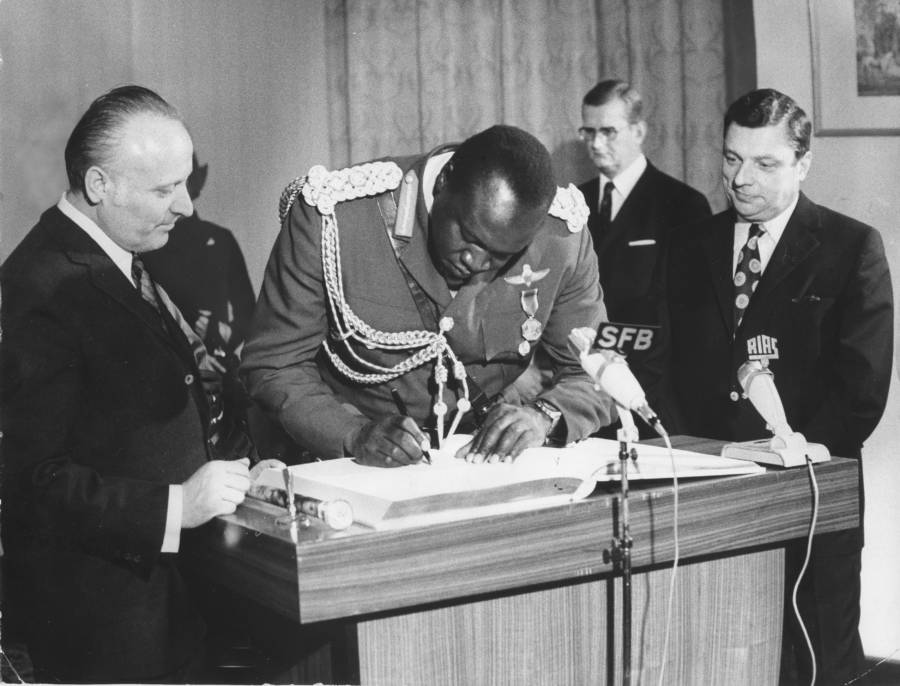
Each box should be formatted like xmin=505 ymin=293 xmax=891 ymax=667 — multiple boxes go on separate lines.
xmin=285 ymin=161 xmax=473 ymax=445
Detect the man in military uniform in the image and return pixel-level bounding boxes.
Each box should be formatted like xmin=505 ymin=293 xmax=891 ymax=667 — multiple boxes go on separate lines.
xmin=241 ymin=125 xmax=613 ymax=466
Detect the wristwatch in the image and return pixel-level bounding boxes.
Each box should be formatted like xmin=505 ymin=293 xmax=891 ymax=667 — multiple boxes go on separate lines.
xmin=529 ymin=399 xmax=563 ymax=441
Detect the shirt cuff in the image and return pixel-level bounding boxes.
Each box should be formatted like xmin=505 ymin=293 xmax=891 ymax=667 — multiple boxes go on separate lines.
xmin=161 ymin=484 xmax=184 ymax=553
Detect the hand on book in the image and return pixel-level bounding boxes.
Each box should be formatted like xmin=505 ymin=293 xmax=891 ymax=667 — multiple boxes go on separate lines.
xmin=456 ymin=403 xmax=551 ymax=464
xmin=346 ymin=415 xmax=431 ymax=468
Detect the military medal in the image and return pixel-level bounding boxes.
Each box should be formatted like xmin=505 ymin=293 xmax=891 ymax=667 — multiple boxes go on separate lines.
xmin=518 ymin=288 xmax=542 ymax=356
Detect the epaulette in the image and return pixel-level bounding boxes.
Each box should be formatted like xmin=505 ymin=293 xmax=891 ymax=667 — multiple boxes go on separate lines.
xmin=548 ymin=183 xmax=590 ymax=233
xmin=279 ymin=161 xmax=404 ymax=224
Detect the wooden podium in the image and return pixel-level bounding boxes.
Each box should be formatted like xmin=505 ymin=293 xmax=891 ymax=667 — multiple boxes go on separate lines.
xmin=185 ymin=437 xmax=860 ymax=685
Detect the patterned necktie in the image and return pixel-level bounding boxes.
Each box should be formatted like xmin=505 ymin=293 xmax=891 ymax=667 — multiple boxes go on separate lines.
xmin=131 ymin=254 xmax=161 ymax=313
xmin=131 ymin=254 xmax=225 ymax=437
xmin=131 ymin=254 xmax=216 ymax=371
xmin=733 ymin=223 xmax=765 ymax=330
xmin=598 ymin=180 xmax=615 ymax=227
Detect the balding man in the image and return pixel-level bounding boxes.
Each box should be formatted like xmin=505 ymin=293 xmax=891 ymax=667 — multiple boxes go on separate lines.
xmin=1 ymin=85 xmax=251 ymax=682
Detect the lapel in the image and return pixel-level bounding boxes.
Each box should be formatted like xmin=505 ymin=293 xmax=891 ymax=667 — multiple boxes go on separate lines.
xmin=748 ymin=193 xmax=821 ymax=307
xmin=698 ymin=209 xmax=738 ymax=336
xmin=391 ymin=149 xmax=454 ymax=310
xmin=581 ymin=177 xmax=600 ymax=215
xmin=592 ymin=164 xmax=657 ymax=254
xmin=52 ymin=209 xmax=195 ymax=356
xmin=612 ymin=163 xmax=656 ymax=236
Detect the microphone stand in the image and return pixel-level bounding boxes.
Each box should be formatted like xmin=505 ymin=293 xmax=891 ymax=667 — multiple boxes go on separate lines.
xmin=612 ymin=406 xmax=639 ymax=686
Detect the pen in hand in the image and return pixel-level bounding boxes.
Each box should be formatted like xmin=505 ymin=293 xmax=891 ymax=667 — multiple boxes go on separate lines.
xmin=390 ymin=387 xmax=432 ymax=465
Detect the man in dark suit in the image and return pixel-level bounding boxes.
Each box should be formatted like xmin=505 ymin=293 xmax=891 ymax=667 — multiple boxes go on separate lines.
xmin=663 ymin=88 xmax=893 ymax=685
xmin=577 ymin=79 xmax=711 ymax=409
xmin=1 ymin=85 xmax=252 ymax=683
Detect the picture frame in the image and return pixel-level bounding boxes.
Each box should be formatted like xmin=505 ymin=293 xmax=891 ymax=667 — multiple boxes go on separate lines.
xmin=809 ymin=0 xmax=900 ymax=136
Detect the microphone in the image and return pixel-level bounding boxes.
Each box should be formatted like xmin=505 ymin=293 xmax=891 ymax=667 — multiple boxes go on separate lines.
xmin=721 ymin=360 xmax=830 ymax=467
xmin=568 ymin=328 xmax=667 ymax=437
xmin=249 ymin=483 xmax=354 ymax=530
xmin=736 ymin=360 xmax=793 ymax=439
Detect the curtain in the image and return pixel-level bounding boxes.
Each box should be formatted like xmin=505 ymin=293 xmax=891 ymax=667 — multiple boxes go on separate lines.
xmin=325 ymin=0 xmax=734 ymax=206
xmin=595 ymin=0 xmax=727 ymax=206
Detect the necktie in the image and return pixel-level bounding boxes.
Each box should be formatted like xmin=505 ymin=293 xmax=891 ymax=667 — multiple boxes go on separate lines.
xmin=131 ymin=254 xmax=217 ymax=372
xmin=598 ymin=180 xmax=615 ymax=227
xmin=132 ymin=254 xmax=225 ymax=437
xmin=733 ymin=223 xmax=765 ymax=330
xmin=131 ymin=254 xmax=161 ymax=313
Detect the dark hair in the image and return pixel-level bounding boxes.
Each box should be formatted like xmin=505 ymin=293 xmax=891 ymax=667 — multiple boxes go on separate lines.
xmin=444 ymin=125 xmax=555 ymax=212
xmin=582 ymin=79 xmax=643 ymax=123
xmin=64 ymin=85 xmax=182 ymax=194
xmin=724 ymin=88 xmax=811 ymax=158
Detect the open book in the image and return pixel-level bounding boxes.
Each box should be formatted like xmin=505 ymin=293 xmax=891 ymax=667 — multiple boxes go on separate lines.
xmin=253 ymin=436 xmax=764 ymax=530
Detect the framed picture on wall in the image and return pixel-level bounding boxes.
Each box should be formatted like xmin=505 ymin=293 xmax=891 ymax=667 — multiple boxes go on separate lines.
xmin=809 ymin=0 xmax=900 ymax=135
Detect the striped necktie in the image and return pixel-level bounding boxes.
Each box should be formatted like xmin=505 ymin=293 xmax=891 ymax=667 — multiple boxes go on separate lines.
xmin=131 ymin=254 xmax=225 ymax=437
xmin=131 ymin=254 xmax=217 ymax=373
xmin=733 ymin=223 xmax=765 ymax=331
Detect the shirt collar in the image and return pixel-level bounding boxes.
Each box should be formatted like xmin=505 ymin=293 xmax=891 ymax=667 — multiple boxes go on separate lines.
xmin=734 ymin=193 xmax=800 ymax=246
xmin=600 ymin=154 xmax=647 ymax=199
xmin=58 ymin=192 xmax=135 ymax=283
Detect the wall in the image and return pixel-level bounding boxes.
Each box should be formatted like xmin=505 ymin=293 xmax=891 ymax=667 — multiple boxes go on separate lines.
xmin=0 ymin=0 xmax=331 ymax=292
xmin=755 ymin=1 xmax=900 ymax=660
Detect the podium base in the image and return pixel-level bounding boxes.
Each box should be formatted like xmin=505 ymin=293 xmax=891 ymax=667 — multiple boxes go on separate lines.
xmin=721 ymin=438 xmax=831 ymax=468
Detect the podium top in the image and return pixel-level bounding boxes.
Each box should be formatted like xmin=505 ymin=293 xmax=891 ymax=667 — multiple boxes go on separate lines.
xmin=184 ymin=436 xmax=860 ymax=623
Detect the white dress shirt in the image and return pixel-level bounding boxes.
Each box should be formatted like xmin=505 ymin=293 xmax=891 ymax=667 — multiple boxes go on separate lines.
xmin=731 ymin=193 xmax=799 ymax=276
xmin=599 ymin=154 xmax=648 ymax=221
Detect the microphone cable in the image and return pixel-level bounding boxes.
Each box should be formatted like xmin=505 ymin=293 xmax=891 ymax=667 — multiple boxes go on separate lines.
xmin=793 ymin=456 xmax=820 ymax=686
xmin=656 ymin=432 xmax=680 ymax=686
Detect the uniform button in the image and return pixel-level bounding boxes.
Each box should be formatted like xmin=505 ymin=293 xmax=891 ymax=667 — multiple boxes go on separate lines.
xmin=184 ymin=374 xmax=194 ymax=385
xmin=729 ymin=391 xmax=740 ymax=401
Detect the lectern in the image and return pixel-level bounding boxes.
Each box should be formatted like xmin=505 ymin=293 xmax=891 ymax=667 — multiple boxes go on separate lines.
xmin=184 ymin=437 xmax=859 ymax=686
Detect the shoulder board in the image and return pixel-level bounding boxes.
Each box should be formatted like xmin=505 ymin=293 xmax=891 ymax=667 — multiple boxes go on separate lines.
xmin=279 ymin=161 xmax=403 ymax=224
xmin=548 ymin=183 xmax=589 ymax=233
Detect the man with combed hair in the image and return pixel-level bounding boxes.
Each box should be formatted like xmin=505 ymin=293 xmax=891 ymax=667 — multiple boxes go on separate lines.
xmin=577 ymin=79 xmax=711 ymax=424
xmin=1 ymin=85 xmax=251 ymax=682
xmin=663 ymin=88 xmax=892 ymax=685
xmin=242 ymin=125 xmax=613 ymax=466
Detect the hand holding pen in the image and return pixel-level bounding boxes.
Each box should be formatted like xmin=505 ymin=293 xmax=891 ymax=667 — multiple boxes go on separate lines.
xmin=390 ymin=388 xmax=432 ymax=465
xmin=342 ymin=388 xmax=433 ymax=468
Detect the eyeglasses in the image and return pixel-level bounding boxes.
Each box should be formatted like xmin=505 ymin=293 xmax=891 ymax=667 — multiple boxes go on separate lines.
xmin=577 ymin=125 xmax=626 ymax=142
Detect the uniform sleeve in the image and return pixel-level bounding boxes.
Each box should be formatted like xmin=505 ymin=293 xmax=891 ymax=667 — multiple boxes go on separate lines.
xmin=533 ymin=227 xmax=615 ymax=441
xmin=800 ymin=227 xmax=893 ymax=454
xmin=240 ymin=197 xmax=368 ymax=459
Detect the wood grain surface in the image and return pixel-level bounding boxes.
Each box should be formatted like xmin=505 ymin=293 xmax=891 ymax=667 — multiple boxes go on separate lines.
xmin=185 ymin=438 xmax=857 ymax=624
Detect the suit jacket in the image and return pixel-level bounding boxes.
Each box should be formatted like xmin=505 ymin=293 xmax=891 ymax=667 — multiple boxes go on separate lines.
xmin=662 ymin=193 xmax=892 ymax=549
xmin=242 ymin=150 xmax=612 ymax=460
xmin=1 ymin=207 xmax=212 ymax=681
xmin=579 ymin=162 xmax=711 ymax=397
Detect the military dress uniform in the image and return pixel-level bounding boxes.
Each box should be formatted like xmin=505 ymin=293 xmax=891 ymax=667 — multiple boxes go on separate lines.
xmin=242 ymin=146 xmax=613 ymax=459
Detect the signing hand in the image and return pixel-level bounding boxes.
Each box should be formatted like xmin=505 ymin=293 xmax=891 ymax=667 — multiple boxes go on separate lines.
xmin=455 ymin=403 xmax=551 ymax=464
xmin=181 ymin=457 xmax=251 ymax=528
xmin=347 ymin=415 xmax=430 ymax=468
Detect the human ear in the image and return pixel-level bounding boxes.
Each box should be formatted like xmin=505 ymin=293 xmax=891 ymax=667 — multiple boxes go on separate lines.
xmin=797 ymin=151 xmax=812 ymax=181
xmin=83 ymin=166 xmax=110 ymax=205
xmin=433 ymin=160 xmax=454 ymax=196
